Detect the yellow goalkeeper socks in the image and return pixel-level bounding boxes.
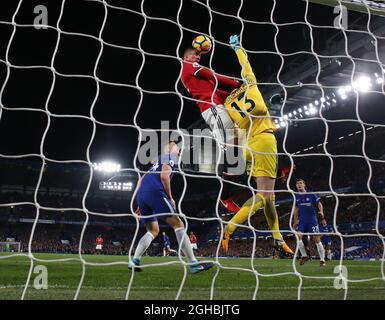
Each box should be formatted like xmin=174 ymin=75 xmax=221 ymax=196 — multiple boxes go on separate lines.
xmin=227 ymin=193 xmax=265 ymax=235
xmin=226 ymin=192 xmax=283 ymax=240
xmin=263 ymin=195 xmax=283 ymax=241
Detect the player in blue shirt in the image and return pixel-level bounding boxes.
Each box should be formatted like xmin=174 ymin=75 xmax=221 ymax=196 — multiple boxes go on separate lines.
xmin=162 ymin=232 xmax=176 ymax=256
xmin=128 ymin=141 xmax=213 ymax=274
xmin=293 ymin=179 xmax=326 ymax=267
xmin=319 ymin=218 xmax=333 ymax=260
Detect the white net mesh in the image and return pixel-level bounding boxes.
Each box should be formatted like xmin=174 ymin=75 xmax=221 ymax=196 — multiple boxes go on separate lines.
xmin=0 ymin=0 xmax=384 ymax=300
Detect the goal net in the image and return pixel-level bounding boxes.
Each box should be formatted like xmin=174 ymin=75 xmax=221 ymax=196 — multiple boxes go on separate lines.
xmin=0 ymin=0 xmax=384 ymax=301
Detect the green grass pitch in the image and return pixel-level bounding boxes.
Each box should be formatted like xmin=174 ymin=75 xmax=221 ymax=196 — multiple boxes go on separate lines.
xmin=0 ymin=253 xmax=384 ymax=300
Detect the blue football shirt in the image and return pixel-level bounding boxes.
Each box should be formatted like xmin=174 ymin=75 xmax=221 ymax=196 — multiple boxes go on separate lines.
xmin=295 ymin=193 xmax=320 ymax=223
xmin=139 ymin=154 xmax=178 ymax=194
xmin=319 ymin=224 xmax=333 ymax=234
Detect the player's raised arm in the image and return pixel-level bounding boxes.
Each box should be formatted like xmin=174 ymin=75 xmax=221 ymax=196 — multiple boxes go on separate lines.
xmin=195 ymin=66 xmax=240 ymax=89
xmin=227 ymin=34 xmax=268 ymax=117
xmin=215 ymin=72 xmax=240 ymax=89
xmin=229 ymin=35 xmax=256 ymax=84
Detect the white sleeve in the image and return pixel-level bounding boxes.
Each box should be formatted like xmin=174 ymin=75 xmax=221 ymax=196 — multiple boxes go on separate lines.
xmin=192 ymin=62 xmax=203 ymax=77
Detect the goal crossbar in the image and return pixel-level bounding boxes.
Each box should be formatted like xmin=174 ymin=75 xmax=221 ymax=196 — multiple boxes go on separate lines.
xmin=307 ymin=0 xmax=385 ymax=17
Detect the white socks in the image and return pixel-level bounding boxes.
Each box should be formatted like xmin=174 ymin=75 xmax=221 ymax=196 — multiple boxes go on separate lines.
xmin=134 ymin=232 xmax=154 ymax=260
xmin=298 ymin=240 xmax=308 ymax=257
xmin=316 ymin=242 xmax=325 ymax=262
xmin=327 ymin=249 xmax=332 ymax=260
xmin=174 ymin=227 xmax=197 ymax=264
xmin=134 ymin=229 xmax=198 ymax=264
xmin=298 ymin=239 xmax=327 ymax=262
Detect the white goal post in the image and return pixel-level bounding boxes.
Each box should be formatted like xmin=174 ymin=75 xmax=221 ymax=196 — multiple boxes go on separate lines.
xmin=308 ymin=0 xmax=385 ymax=16
xmin=0 ymin=241 xmax=21 ymax=253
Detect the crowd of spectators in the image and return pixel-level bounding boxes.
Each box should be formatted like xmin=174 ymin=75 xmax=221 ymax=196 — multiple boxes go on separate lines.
xmin=3 ymin=214 xmax=383 ymax=260
xmin=0 ymin=214 xmax=149 ymax=255
xmin=1 ymin=127 xmax=385 ymax=259
xmin=332 ymin=236 xmax=384 ymax=260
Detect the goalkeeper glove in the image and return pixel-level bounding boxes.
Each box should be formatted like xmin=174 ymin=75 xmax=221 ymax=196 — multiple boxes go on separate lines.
xmin=229 ymin=35 xmax=241 ymax=51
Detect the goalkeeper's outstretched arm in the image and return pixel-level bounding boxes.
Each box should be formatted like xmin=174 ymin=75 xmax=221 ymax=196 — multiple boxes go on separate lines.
xmin=229 ymin=35 xmax=256 ymax=84
xmin=235 ymin=49 xmax=257 ymax=85
xmin=229 ymin=35 xmax=267 ymax=116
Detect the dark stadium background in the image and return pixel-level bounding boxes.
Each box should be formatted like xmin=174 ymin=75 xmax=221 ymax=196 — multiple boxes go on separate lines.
xmin=0 ymin=0 xmax=384 ymax=255
xmin=2 ymin=0 xmax=384 ymax=161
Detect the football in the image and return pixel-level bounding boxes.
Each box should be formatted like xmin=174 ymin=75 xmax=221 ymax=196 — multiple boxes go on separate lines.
xmin=192 ymin=35 xmax=212 ymax=54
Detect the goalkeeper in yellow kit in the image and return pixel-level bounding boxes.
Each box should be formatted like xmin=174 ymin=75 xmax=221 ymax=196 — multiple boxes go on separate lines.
xmin=221 ymin=35 xmax=294 ymax=257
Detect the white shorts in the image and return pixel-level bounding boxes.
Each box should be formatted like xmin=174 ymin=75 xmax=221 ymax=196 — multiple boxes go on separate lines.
xmin=191 ymin=243 xmax=198 ymax=250
xmin=201 ymin=105 xmax=235 ymax=146
xmin=96 ymin=244 xmax=103 ymax=250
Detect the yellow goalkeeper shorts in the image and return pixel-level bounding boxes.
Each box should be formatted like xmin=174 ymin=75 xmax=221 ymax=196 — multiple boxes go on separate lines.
xmin=244 ymin=131 xmax=278 ymax=178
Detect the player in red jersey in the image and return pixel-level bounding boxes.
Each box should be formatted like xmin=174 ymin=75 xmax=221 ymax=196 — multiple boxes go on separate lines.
xmin=189 ymin=231 xmax=198 ymax=252
xmin=181 ymin=47 xmax=241 ymax=213
xmin=181 ymin=48 xmax=241 ymax=117
xmin=95 ymin=234 xmax=103 ymax=255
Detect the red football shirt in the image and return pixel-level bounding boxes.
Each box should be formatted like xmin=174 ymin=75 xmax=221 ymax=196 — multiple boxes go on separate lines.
xmin=189 ymin=234 xmax=197 ymax=244
xmin=96 ymin=237 xmax=103 ymax=245
xmin=181 ymin=61 xmax=240 ymax=113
